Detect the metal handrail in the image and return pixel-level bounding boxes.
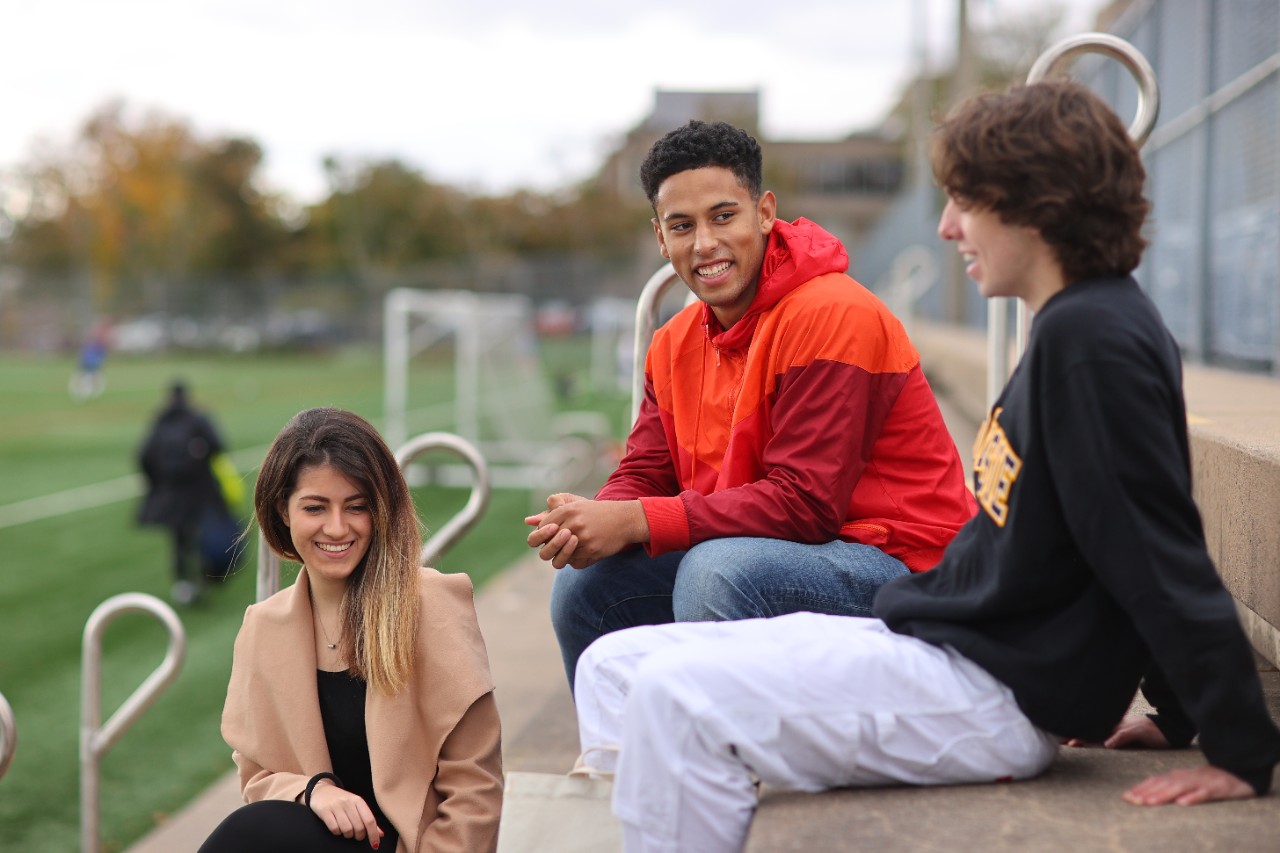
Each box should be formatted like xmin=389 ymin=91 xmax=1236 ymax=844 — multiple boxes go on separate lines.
xmin=1027 ymin=32 xmax=1160 ymax=146
xmin=256 ymin=431 xmax=492 ymax=599
xmin=985 ymin=32 xmax=1161 ymax=406
xmin=81 ymin=593 xmax=186 ymax=853
xmin=0 ymin=689 xmax=15 ymax=784
xmin=886 ymin=244 xmax=939 ymax=337
xmin=631 ymin=263 xmax=684 ymax=423
xmin=396 ymin=432 xmax=492 ymax=567
xmin=256 ymin=530 xmax=277 ymax=603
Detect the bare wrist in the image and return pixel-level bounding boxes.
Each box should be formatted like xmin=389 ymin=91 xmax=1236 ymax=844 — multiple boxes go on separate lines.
xmin=630 ymin=500 xmax=651 ymax=544
xmin=304 ymin=772 xmax=343 ymax=808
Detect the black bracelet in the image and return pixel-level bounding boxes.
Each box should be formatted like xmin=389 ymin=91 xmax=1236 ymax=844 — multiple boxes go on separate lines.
xmin=304 ymin=772 xmax=344 ymax=808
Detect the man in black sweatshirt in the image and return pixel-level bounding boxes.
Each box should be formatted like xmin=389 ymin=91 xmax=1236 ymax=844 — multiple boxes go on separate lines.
xmin=568 ymin=80 xmax=1280 ymax=853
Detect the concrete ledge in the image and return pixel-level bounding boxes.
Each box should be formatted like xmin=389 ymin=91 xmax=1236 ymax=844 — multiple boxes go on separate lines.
xmin=912 ymin=320 xmax=1280 ymax=667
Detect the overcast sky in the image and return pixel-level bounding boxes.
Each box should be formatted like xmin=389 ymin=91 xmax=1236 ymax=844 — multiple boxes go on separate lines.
xmin=1 ymin=0 xmax=1105 ymax=203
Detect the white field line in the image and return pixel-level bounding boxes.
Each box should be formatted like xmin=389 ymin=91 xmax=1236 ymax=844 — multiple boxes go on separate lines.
xmin=0 ymin=475 xmax=146 ymax=529
xmin=0 ymin=447 xmax=269 ymax=530
xmin=0 ymin=403 xmax=464 ymax=531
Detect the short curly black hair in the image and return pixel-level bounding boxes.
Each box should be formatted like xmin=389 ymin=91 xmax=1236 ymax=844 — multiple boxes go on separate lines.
xmin=640 ymin=120 xmax=763 ymax=208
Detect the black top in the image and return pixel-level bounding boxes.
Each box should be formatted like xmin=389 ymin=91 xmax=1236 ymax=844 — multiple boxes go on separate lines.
xmin=875 ymin=276 xmax=1280 ymax=794
xmin=317 ymin=669 xmax=399 ymax=851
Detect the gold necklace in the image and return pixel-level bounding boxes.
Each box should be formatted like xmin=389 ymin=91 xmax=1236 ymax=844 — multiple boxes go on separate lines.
xmin=311 ymin=594 xmax=339 ymax=650
xmin=315 ymin=612 xmax=338 ymax=650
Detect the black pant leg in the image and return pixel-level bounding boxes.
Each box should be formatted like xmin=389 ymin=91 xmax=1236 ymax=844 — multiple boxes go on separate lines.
xmin=198 ymin=800 xmax=394 ymax=853
xmin=172 ymin=522 xmax=197 ymax=582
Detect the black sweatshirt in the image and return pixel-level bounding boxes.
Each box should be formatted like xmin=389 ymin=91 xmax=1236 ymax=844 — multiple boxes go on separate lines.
xmin=875 ymin=276 xmax=1280 ymax=795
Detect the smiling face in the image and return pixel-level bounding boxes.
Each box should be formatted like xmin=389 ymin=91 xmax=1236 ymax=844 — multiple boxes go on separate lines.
xmin=281 ymin=463 xmax=373 ymax=594
xmin=937 ymin=196 xmax=1065 ymax=311
xmin=652 ymin=166 xmax=776 ymax=329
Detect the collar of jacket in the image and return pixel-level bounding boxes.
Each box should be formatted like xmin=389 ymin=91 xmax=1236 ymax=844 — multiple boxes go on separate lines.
xmin=701 ymin=216 xmax=849 ymax=352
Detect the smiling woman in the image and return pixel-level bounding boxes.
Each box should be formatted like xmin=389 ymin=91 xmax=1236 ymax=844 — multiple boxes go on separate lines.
xmin=200 ymin=408 xmax=504 ymax=853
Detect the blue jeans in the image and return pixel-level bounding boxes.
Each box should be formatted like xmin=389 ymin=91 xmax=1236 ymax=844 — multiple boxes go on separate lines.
xmin=548 ymin=537 xmax=910 ymax=691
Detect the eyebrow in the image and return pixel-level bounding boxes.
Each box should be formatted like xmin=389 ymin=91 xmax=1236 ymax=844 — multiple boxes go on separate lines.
xmin=661 ymin=200 xmax=739 ymax=223
xmin=295 ymin=493 xmax=367 ymax=503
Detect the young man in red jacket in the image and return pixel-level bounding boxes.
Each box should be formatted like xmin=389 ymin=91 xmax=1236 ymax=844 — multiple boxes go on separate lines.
xmin=527 ymin=120 xmax=975 ymax=689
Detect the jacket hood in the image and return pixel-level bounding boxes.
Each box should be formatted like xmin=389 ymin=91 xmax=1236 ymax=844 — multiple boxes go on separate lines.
xmin=706 ymin=217 xmax=849 ymax=350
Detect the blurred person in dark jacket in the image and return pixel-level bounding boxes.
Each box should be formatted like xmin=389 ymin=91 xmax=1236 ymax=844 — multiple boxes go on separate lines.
xmin=138 ymin=380 xmax=227 ymax=604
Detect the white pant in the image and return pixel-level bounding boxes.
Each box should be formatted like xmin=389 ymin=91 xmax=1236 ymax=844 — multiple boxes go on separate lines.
xmin=574 ymin=613 xmax=1059 ymax=853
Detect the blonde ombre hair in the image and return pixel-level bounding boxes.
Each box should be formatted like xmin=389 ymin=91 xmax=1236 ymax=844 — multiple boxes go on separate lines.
xmin=255 ymin=408 xmax=421 ymax=695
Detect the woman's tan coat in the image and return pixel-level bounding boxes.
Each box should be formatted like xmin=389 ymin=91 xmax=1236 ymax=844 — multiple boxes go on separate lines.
xmin=221 ymin=566 xmax=503 ymax=852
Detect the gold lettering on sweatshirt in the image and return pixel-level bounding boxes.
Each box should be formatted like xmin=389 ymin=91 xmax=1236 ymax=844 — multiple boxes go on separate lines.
xmin=972 ymin=407 xmax=1021 ymax=527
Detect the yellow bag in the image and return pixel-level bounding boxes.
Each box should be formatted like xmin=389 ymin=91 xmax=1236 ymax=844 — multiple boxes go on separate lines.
xmin=211 ymin=452 xmax=245 ymax=509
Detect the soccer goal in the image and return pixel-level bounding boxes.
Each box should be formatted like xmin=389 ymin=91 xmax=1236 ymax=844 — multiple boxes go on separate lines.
xmin=383 ymin=288 xmax=605 ymax=490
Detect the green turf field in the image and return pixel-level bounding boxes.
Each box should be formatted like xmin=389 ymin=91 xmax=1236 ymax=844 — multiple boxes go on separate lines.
xmin=0 ymin=340 xmax=627 ymax=851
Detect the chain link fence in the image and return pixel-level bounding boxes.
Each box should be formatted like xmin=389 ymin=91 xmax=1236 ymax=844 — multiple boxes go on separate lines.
xmin=854 ymin=0 xmax=1280 ymax=375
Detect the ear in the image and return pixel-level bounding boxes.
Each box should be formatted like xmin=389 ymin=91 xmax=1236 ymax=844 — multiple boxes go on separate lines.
xmin=278 ymin=500 xmax=290 ymax=527
xmin=652 ymin=217 xmax=670 ymax=259
xmin=757 ymin=190 xmax=777 ymax=235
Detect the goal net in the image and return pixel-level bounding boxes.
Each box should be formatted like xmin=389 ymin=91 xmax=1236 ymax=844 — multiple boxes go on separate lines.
xmin=383 ymin=288 xmax=599 ymax=489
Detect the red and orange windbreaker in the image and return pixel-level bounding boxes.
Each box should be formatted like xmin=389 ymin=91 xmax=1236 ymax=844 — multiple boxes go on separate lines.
xmin=597 ymin=217 xmax=975 ymax=572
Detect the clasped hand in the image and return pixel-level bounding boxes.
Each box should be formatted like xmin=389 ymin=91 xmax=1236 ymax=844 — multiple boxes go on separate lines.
xmin=524 ymin=494 xmax=648 ymax=569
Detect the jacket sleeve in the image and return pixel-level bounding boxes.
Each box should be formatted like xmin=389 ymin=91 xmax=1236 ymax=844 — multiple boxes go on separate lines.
xmin=232 ymin=750 xmax=309 ymax=805
xmin=1138 ymin=662 xmax=1196 ymax=748
xmin=138 ymin=425 xmax=159 ymax=483
xmin=221 ymin=603 xmax=318 ymax=805
xmin=642 ymin=358 xmax=907 ymax=554
xmin=595 ymin=376 xmax=681 ymax=502
xmin=1042 ymin=351 xmax=1280 ymax=794
xmin=421 ymin=691 xmax=504 ymax=853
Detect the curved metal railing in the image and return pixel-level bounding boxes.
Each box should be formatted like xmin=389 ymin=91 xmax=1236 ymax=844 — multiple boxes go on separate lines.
xmin=631 ymin=263 xmax=684 ymax=423
xmin=396 ymin=431 xmax=492 ymax=567
xmin=0 ymin=689 xmax=15 ymax=784
xmin=1027 ymin=32 xmax=1160 ymax=146
xmin=81 ymin=593 xmax=186 ymax=853
xmin=256 ymin=431 xmax=492 ymax=599
xmin=986 ymin=32 xmax=1161 ymax=406
xmin=885 ymin=244 xmax=940 ymax=337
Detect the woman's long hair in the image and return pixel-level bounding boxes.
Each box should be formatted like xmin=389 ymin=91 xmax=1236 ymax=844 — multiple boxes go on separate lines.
xmin=254 ymin=408 xmax=421 ymax=695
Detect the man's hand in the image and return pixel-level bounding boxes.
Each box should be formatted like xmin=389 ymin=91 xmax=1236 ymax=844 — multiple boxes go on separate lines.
xmin=1122 ymin=766 xmax=1254 ymax=806
xmin=309 ymin=780 xmax=385 ymax=848
xmin=524 ymin=493 xmax=587 ymax=527
xmin=1065 ymin=714 xmax=1170 ymax=749
xmin=525 ymin=495 xmax=648 ymax=569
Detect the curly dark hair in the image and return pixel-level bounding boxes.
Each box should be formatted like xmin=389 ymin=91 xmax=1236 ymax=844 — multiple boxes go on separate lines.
xmin=640 ymin=120 xmax=763 ymax=208
xmin=931 ymin=80 xmax=1150 ymax=282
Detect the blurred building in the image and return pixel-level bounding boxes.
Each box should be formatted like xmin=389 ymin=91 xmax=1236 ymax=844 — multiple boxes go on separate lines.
xmin=597 ymin=90 xmax=905 ymax=253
